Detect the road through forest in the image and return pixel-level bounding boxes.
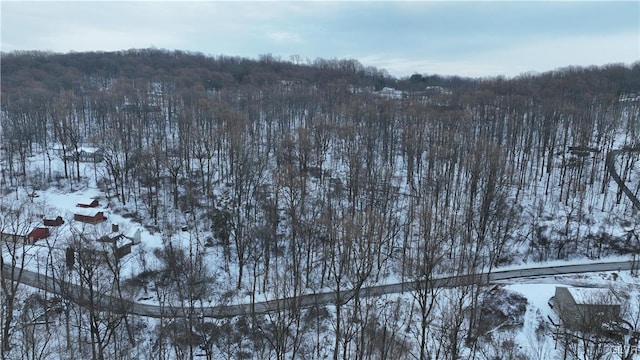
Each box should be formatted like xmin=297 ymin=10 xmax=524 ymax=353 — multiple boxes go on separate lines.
xmin=1 ymin=149 xmax=639 ymax=319
xmin=3 ymin=259 xmax=637 ymax=319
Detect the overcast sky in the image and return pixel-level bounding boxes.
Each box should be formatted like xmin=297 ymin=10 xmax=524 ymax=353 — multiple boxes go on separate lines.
xmin=2 ymin=1 xmax=639 ymax=78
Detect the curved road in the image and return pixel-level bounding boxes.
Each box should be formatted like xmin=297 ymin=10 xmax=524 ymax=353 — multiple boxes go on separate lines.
xmin=2 ymin=259 xmax=637 ymax=319
xmin=3 ymin=149 xmax=638 ymax=319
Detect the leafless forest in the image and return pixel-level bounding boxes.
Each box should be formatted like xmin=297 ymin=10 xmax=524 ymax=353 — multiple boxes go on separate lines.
xmin=1 ymin=50 xmax=640 ymax=359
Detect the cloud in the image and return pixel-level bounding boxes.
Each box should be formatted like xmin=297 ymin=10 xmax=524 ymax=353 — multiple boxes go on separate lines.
xmin=267 ymin=31 xmax=303 ymax=43
xmin=362 ymin=31 xmax=640 ymax=78
xmin=2 ymin=1 xmax=638 ymax=77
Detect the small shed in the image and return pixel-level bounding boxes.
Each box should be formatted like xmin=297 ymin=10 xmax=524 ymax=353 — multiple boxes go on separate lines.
xmin=98 ymin=233 xmax=132 ymax=259
xmin=43 ymin=216 xmax=64 ymax=227
xmin=77 ymin=199 xmax=99 ymax=208
xmin=74 ymin=210 xmax=106 ymax=224
xmin=554 ymin=286 xmax=621 ymax=331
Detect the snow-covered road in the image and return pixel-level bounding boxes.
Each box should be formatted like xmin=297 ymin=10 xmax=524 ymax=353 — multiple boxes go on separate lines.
xmin=2 ymin=259 xmax=636 ymax=319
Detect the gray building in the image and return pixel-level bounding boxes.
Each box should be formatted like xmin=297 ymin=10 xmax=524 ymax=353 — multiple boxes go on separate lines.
xmin=554 ymin=286 xmax=621 ymax=331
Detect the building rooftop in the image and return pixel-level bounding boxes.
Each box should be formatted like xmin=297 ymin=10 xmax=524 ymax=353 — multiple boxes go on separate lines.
xmin=566 ymin=287 xmax=620 ymax=305
xmin=74 ymin=208 xmax=104 ymax=217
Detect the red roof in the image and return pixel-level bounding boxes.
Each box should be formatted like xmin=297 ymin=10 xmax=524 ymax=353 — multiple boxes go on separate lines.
xmin=74 ymin=212 xmax=106 ymax=224
xmin=77 ymin=199 xmax=99 ymax=208
xmin=28 ymin=227 xmax=50 ymax=241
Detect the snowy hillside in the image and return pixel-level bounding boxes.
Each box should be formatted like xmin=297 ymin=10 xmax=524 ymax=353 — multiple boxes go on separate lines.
xmin=1 ymin=51 xmax=640 ymax=359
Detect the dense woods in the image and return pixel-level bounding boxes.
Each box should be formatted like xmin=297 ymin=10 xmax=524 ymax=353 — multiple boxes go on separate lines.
xmin=1 ymin=49 xmax=640 ymax=359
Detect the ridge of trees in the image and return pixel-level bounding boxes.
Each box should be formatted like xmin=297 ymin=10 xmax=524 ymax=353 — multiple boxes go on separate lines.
xmin=3 ymin=49 xmax=638 ymax=96
xmin=1 ymin=49 xmax=394 ymax=92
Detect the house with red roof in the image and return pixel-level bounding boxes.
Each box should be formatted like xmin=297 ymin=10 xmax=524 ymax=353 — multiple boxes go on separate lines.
xmin=74 ymin=209 xmax=106 ymax=224
xmin=1 ymin=227 xmax=50 ymax=245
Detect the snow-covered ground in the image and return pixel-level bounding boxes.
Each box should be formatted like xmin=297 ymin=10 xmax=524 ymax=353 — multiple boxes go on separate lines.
xmin=505 ymin=270 xmax=640 ymax=360
xmin=1 ymin=106 xmax=639 ymax=358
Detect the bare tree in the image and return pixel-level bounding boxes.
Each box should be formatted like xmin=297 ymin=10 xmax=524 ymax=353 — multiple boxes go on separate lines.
xmin=62 ymin=224 xmax=136 ymax=360
xmin=0 ymin=198 xmax=43 ymax=356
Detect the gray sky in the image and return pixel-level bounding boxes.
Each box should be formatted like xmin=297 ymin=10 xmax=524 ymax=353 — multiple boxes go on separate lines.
xmin=2 ymin=1 xmax=639 ymax=78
